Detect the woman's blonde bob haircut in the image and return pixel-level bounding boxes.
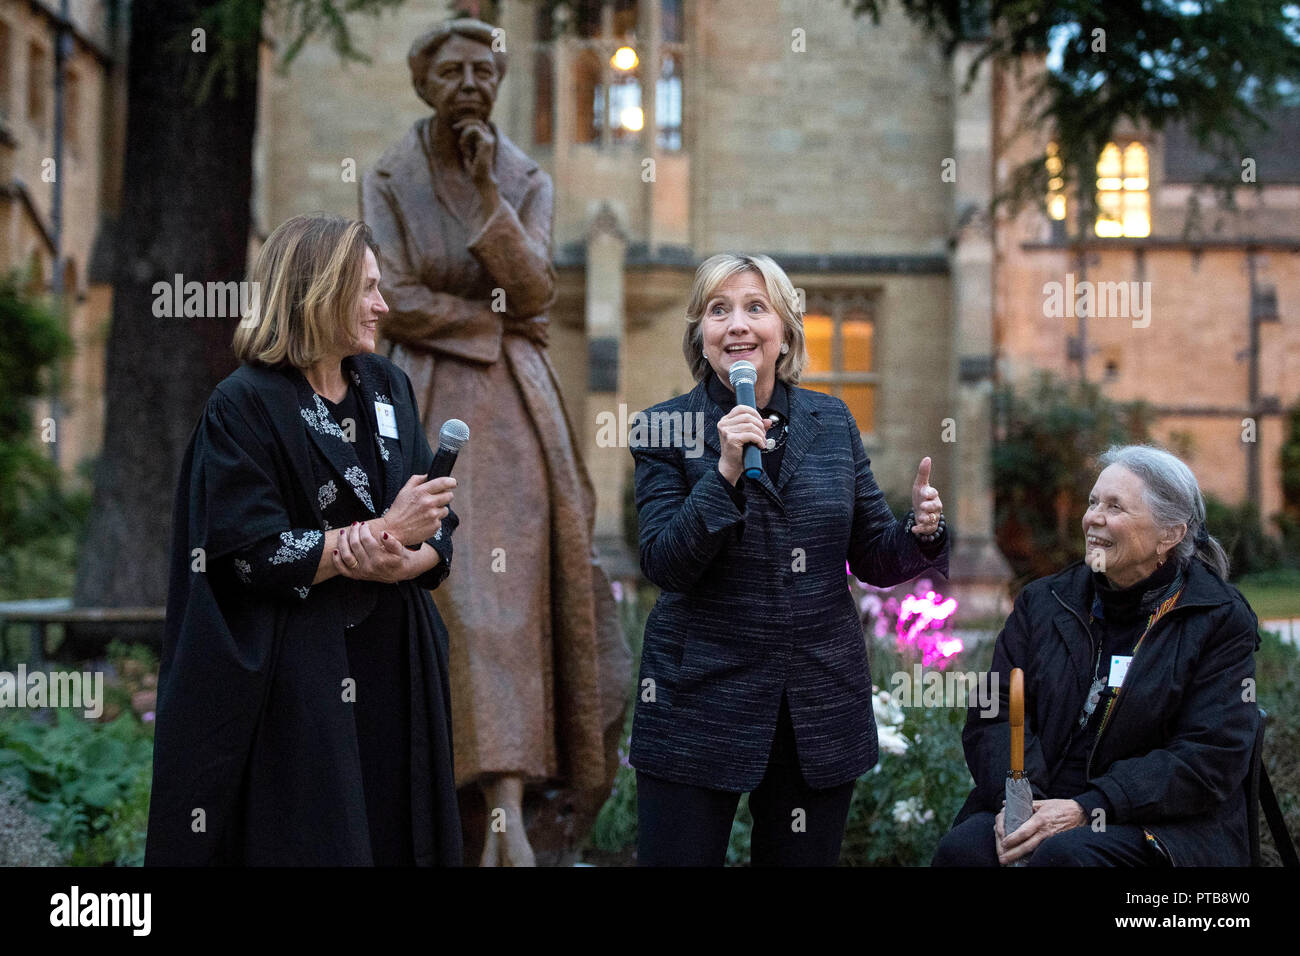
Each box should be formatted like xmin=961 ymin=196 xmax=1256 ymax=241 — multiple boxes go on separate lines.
xmin=682 ymin=253 xmax=807 ymax=385
xmin=233 ymin=214 xmax=378 ymax=369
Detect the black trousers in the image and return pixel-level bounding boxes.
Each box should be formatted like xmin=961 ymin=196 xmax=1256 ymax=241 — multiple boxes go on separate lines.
xmin=636 ymin=694 xmax=856 ymax=866
xmin=931 ymin=810 xmax=1170 ymax=867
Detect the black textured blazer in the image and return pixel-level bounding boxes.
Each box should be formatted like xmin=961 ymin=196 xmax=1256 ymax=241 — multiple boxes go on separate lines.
xmin=628 ymin=379 xmax=949 ymax=791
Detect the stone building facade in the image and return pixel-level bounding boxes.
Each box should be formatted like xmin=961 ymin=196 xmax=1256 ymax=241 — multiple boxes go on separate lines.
xmin=994 ymin=61 xmax=1300 ymax=530
xmin=0 ymin=0 xmax=125 ymax=478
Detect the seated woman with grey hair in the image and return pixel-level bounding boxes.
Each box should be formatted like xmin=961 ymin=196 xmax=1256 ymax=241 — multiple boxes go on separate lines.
xmin=935 ymin=445 xmax=1260 ymax=866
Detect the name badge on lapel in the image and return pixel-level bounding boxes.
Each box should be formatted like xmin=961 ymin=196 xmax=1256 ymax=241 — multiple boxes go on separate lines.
xmin=375 ymin=401 xmax=399 ymax=440
xmin=1108 ymin=655 xmax=1132 ymax=688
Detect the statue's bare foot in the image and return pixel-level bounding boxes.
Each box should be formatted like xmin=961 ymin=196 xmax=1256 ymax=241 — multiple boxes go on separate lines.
xmin=479 ymin=827 xmax=500 ymax=867
xmin=479 ymin=774 xmax=537 ymax=867
xmin=500 ymin=806 xmax=536 ymax=867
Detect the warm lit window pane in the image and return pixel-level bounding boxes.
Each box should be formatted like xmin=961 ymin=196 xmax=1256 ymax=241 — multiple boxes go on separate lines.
xmin=801 ymin=297 xmax=875 ymax=435
xmin=841 ymin=384 xmax=876 ymax=435
xmin=842 ymin=315 xmax=873 ymax=372
xmin=610 ymin=76 xmax=641 ymax=141
xmin=1123 ymin=142 xmax=1148 ymax=178
xmin=1045 ymin=141 xmax=1066 ymax=222
xmin=803 ymin=314 xmax=832 ymax=373
xmin=1122 ymin=191 xmax=1150 ymax=237
xmin=1097 ymin=143 xmax=1122 ymax=179
xmin=1096 ymin=140 xmax=1150 ymax=238
xmin=1095 ymin=217 xmax=1124 ymax=238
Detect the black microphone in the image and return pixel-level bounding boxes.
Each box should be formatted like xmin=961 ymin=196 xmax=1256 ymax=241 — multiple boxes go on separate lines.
xmin=728 ymin=360 xmax=764 ymax=480
xmin=430 ymin=418 xmax=470 ymax=479
xmin=406 ymin=419 xmax=469 ymax=552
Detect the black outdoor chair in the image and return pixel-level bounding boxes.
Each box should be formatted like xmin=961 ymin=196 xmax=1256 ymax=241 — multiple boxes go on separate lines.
xmin=1250 ymin=707 xmax=1298 ymax=867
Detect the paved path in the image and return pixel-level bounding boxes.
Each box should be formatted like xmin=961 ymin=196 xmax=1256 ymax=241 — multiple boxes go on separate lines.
xmin=1262 ymin=619 xmax=1300 ymax=645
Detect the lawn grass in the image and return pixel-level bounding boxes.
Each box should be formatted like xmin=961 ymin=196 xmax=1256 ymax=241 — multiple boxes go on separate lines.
xmin=1236 ymin=568 xmax=1300 ymax=621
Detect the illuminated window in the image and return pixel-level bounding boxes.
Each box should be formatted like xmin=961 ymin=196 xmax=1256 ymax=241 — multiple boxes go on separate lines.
xmin=1045 ymin=141 xmax=1067 ymax=222
xmin=533 ymin=0 xmax=684 ymax=151
xmin=1095 ymin=141 xmax=1150 ymax=238
xmin=801 ymin=291 xmax=878 ymax=436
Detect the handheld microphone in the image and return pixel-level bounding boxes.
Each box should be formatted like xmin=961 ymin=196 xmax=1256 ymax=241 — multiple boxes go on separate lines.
xmin=728 ymin=361 xmax=764 ymax=480
xmin=430 ymin=419 xmax=470 ymax=479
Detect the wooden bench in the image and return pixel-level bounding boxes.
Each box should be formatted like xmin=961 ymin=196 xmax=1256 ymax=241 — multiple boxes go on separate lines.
xmin=0 ymin=600 xmax=165 ymax=666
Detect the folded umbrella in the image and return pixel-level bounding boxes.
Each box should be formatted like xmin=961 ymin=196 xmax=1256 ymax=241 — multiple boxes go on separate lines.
xmin=1004 ymin=667 xmax=1034 ymax=867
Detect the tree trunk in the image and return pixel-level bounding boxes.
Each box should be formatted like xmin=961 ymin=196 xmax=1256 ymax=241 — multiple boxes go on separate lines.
xmin=68 ymin=0 xmax=261 ymax=658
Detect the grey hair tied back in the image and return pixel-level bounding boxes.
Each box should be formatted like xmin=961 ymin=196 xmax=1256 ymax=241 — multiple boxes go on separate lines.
xmin=1098 ymin=444 xmax=1230 ymax=580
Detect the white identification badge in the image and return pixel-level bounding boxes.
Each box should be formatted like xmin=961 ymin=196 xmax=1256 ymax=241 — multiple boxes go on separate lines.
xmin=1108 ymin=655 xmax=1132 ymax=688
xmin=375 ymin=401 xmax=399 ymax=439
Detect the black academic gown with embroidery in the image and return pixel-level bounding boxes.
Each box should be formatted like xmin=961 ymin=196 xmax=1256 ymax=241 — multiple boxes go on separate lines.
xmin=144 ymin=351 xmax=462 ymax=866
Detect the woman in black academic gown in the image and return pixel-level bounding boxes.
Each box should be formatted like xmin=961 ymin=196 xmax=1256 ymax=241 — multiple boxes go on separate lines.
xmin=145 ymin=214 xmax=463 ymax=865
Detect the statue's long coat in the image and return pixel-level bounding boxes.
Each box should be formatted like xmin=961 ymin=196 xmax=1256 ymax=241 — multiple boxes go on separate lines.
xmin=363 ymin=117 xmax=629 ymax=790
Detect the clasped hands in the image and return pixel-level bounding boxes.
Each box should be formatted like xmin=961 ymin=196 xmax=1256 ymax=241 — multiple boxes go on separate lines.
xmin=994 ymin=798 xmax=1087 ymax=864
xmin=330 ymin=474 xmax=455 ymax=583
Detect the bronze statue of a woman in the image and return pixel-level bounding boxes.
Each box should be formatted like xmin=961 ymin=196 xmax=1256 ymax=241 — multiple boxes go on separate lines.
xmin=362 ymin=18 xmax=629 ymax=867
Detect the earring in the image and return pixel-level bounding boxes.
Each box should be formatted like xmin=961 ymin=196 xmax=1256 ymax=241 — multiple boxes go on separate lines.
xmin=780 ymin=342 xmax=789 ymax=355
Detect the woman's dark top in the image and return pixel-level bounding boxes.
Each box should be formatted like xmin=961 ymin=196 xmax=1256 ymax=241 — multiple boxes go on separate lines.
xmin=1049 ymin=557 xmax=1182 ymax=818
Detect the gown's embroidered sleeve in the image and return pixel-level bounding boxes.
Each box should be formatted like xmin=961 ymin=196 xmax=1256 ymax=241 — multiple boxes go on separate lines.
xmin=227 ymin=528 xmax=325 ymax=601
xmin=410 ymin=506 xmax=457 ymax=591
xmin=193 ymin=387 xmax=327 ymax=602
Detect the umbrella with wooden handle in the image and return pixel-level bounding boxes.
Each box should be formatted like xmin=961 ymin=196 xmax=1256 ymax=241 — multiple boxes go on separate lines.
xmin=1004 ymin=667 xmax=1034 ymax=866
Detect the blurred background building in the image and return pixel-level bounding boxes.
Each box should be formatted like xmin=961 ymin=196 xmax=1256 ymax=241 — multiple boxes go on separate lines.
xmin=7 ymin=0 xmax=1298 ymax=611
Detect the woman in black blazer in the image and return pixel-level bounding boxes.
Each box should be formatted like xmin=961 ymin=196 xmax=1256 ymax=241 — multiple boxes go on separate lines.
xmin=628 ymin=253 xmax=950 ymax=866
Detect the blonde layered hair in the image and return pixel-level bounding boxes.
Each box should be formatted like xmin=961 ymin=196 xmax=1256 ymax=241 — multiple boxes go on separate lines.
xmin=682 ymin=253 xmax=807 ymax=384
xmin=233 ymin=215 xmax=378 ymax=368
